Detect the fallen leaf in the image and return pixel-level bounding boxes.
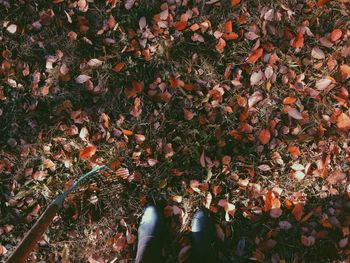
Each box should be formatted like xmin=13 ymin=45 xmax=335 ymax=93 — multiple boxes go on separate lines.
xmin=6 ymin=24 xmax=17 ymax=34
xmin=291 ymin=32 xmax=304 ymax=48
xmin=216 ymin=38 xmax=226 ymax=53
xmin=330 ymin=29 xmax=342 ymax=42
xmin=124 ymin=0 xmax=135 ymax=10
xmin=283 ymin=97 xmax=297 ymax=105
xmin=258 ymin=129 xmax=271 ymax=145
xmin=311 ymin=47 xmax=325 ymax=59
xmin=75 ymin=75 xmax=91 ymax=84
xmin=337 ymin=113 xmax=350 ymax=131
xmin=174 ymin=21 xmax=187 ymax=31
xmin=79 ymin=145 xmax=97 ymax=159
xmin=225 ymin=20 xmax=232 ymax=33
xmin=292 ymin=203 xmax=303 ymax=221
xmin=315 ymin=78 xmax=331 ymax=91
xmin=87 ymin=59 xmax=103 ymax=67
xmin=327 ymin=170 xmax=346 ymax=185
xmin=231 ymin=0 xmax=240 ymax=5
xmin=339 ymin=64 xmax=350 ymax=80
xmin=288 ymin=146 xmax=301 ymax=158
xmin=288 ymin=108 xmax=303 ymax=120
xmin=114 ymin=63 xmax=125 ymax=73
xmin=246 ymin=48 xmax=263 ymax=64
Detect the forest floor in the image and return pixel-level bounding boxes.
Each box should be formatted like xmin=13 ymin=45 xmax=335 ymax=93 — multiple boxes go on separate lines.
xmin=1 ymin=0 xmax=350 ymax=262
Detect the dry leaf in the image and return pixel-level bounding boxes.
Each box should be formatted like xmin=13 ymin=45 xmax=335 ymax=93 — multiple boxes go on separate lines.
xmin=291 ymin=32 xmax=304 ymax=48
xmin=330 ymin=29 xmax=342 ymax=42
xmin=87 ymin=59 xmax=103 ymax=68
xmin=288 ymin=108 xmax=303 ymax=120
xmin=311 ymin=47 xmax=325 ymax=59
xmin=246 ymin=48 xmax=263 ymax=64
xmin=124 ymin=0 xmax=135 ymax=10
xmin=315 ymin=78 xmax=331 ymax=90
xmin=75 ymin=75 xmax=91 ymax=84
xmin=6 ymin=24 xmax=17 ymax=34
xmin=79 ymin=145 xmax=97 ymax=159
xmin=258 ymin=129 xmax=271 ymax=145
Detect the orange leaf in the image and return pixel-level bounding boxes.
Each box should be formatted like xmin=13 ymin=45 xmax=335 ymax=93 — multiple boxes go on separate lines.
xmin=114 ymin=63 xmax=125 ymax=73
xmin=122 ymin=129 xmax=133 ymax=136
xmin=330 ymin=29 xmax=342 ymax=42
xmin=288 ymin=146 xmax=301 ymax=158
xmin=222 ymin=32 xmax=238 ymax=40
xmin=174 ymin=21 xmax=187 ymax=31
xmin=339 ymin=64 xmax=350 ymax=80
xmin=292 ymin=203 xmax=304 ymax=221
xmin=230 ymin=0 xmax=241 ymax=5
xmin=337 ymin=113 xmax=350 ymax=131
xmin=216 ymin=38 xmax=226 ymax=53
xmin=79 ymin=145 xmax=97 ymax=159
xmin=291 ymin=32 xmax=304 ymax=48
xmin=246 ymin=48 xmax=263 ymax=64
xmin=258 ymin=129 xmax=271 ymax=145
xmin=225 ymin=20 xmax=232 ymax=33
xmin=283 ymin=97 xmax=297 ymax=105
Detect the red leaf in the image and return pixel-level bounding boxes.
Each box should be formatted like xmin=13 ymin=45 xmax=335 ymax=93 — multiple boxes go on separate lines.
xmin=246 ymin=48 xmax=263 ymax=64
xmin=231 ymin=0 xmax=240 ymax=5
xmin=79 ymin=145 xmax=97 ymax=159
xmin=337 ymin=113 xmax=350 ymax=131
xmin=114 ymin=63 xmax=125 ymax=73
xmin=174 ymin=21 xmax=187 ymax=31
xmin=258 ymin=129 xmax=271 ymax=145
xmin=225 ymin=20 xmax=232 ymax=33
xmin=291 ymin=32 xmax=304 ymax=48
xmin=330 ymin=29 xmax=342 ymax=42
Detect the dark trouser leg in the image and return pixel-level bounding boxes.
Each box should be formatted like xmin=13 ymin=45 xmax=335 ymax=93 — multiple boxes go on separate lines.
xmin=135 ymin=236 xmax=162 ymax=263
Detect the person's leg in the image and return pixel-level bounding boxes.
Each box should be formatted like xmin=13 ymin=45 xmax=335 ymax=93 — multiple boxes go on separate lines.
xmin=135 ymin=205 xmax=163 ymax=263
xmin=189 ymin=210 xmax=216 ymax=263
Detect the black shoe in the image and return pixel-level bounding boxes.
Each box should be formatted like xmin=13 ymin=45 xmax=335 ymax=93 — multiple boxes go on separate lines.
xmin=189 ymin=210 xmax=215 ymax=263
xmin=135 ymin=205 xmax=164 ymax=263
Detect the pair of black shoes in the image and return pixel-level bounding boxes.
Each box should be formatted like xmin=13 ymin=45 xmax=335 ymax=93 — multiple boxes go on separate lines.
xmin=135 ymin=205 xmax=215 ymax=263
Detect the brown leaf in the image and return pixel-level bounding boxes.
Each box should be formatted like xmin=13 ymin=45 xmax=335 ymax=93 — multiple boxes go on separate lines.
xmin=79 ymin=145 xmax=97 ymax=159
